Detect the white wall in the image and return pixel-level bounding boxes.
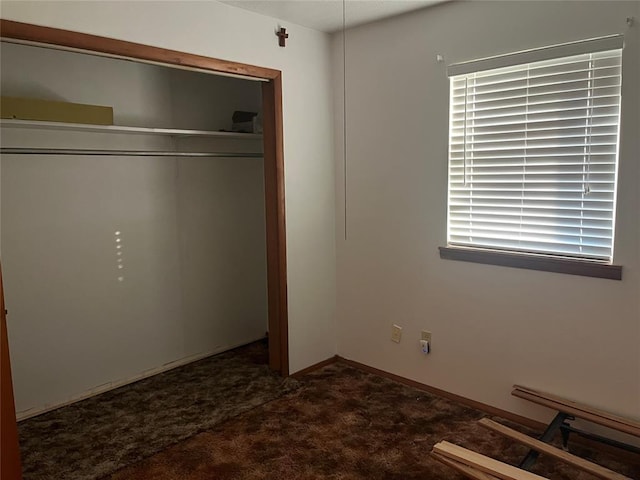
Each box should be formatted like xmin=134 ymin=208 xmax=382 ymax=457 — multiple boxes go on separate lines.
xmin=1 ymin=41 xmax=271 ymax=414
xmin=333 ymin=0 xmax=640 ymax=432
xmin=0 ymin=1 xmax=338 ymax=379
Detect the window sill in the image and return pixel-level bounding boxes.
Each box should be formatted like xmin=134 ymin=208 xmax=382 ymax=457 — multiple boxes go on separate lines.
xmin=438 ymin=246 xmax=622 ymax=280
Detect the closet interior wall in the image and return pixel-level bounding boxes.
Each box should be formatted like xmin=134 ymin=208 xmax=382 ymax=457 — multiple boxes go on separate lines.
xmin=0 ymin=41 xmax=269 ymax=417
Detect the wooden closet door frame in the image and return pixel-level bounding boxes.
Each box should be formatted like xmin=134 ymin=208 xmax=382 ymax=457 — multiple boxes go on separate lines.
xmin=0 ymin=20 xmax=289 ymax=375
xmin=1 ymin=264 xmax=23 ymax=480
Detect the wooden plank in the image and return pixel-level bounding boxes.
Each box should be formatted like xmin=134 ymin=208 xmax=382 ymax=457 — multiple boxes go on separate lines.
xmin=512 ymin=386 xmax=640 ymax=437
xmin=432 ymin=441 xmax=549 ymax=480
xmin=479 ymin=418 xmax=632 ymax=480
xmin=432 ymin=452 xmax=502 ymax=480
xmin=513 ymin=385 xmax=639 ymax=429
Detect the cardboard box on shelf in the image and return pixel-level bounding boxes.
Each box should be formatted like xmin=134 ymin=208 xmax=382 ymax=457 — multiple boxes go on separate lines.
xmin=1 ymin=96 xmax=114 ymax=125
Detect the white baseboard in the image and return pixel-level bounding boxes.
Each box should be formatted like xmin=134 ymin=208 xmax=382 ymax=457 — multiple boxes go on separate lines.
xmin=17 ymin=336 xmax=267 ymax=422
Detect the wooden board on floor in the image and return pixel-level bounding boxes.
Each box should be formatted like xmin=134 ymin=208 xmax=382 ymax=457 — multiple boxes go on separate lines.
xmin=512 ymin=385 xmax=640 ymax=438
xmin=432 ymin=452 xmax=502 ymax=480
xmin=432 ymin=441 xmax=549 ymax=480
xmin=479 ymin=418 xmax=631 ymax=480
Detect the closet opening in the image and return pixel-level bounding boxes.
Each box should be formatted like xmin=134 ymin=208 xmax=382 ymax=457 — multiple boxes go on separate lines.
xmin=0 ymin=19 xmax=289 ymax=427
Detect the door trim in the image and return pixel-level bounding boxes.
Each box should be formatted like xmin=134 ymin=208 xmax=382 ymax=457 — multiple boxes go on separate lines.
xmin=1 ymin=264 xmax=23 ymax=480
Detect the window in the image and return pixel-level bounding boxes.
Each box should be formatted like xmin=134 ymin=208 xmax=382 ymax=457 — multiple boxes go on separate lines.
xmin=442 ymin=36 xmax=623 ymax=279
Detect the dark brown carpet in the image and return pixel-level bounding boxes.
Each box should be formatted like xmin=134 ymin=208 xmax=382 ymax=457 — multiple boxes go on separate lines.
xmin=19 ymin=340 xmax=299 ymax=480
xmin=107 ymin=362 xmax=638 ymax=480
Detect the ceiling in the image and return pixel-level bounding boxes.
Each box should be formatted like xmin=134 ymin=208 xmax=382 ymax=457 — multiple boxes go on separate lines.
xmin=219 ymin=0 xmax=446 ymax=33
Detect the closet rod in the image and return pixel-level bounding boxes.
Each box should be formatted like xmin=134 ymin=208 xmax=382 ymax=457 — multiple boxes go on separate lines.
xmin=0 ymin=148 xmax=263 ymax=158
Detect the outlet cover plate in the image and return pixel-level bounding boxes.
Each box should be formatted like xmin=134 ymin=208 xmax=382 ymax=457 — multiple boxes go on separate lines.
xmin=421 ymin=330 xmax=432 ymax=343
xmin=391 ymin=324 xmax=402 ymax=343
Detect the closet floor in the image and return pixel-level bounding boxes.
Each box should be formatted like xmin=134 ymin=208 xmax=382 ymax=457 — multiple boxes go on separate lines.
xmin=18 ymin=340 xmax=298 ymax=480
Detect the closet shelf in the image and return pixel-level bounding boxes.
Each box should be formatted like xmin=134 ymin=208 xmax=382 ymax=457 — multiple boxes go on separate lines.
xmin=1 ymin=147 xmax=263 ymax=158
xmin=0 ymin=119 xmax=263 ymax=140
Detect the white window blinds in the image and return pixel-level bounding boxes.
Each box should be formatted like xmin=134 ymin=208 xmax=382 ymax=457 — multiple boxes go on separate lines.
xmin=447 ymin=40 xmax=623 ymax=261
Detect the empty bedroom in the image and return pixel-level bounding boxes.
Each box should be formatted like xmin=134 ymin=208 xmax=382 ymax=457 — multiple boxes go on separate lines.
xmin=1 ymin=1 xmax=638 ymax=479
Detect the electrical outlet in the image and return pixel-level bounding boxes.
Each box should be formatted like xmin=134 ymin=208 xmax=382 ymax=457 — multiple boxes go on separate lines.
xmin=421 ymin=330 xmax=432 ymax=344
xmin=391 ymin=324 xmax=402 ymax=343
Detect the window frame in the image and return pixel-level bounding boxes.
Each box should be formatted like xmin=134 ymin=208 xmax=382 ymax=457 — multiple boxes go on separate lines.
xmin=440 ymin=36 xmax=624 ymax=280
